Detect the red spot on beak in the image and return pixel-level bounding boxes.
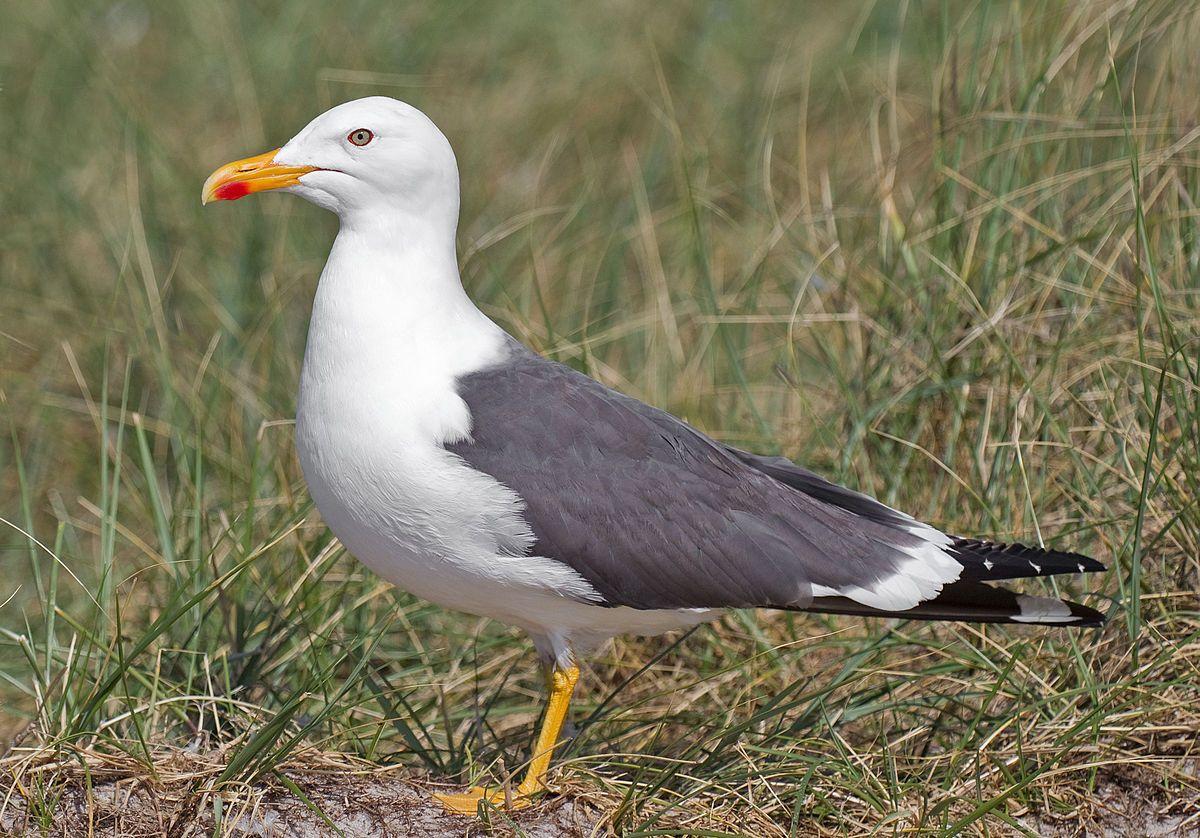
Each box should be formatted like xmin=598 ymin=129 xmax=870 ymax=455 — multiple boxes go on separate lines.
xmin=214 ymin=181 xmax=251 ymax=201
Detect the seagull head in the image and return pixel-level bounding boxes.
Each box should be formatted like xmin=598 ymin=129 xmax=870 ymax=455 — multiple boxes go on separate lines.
xmin=202 ymin=96 xmax=459 ymax=226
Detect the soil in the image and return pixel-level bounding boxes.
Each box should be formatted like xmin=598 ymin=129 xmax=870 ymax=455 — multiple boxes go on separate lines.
xmin=3 ymin=757 xmax=1196 ymax=836
xmin=0 ymin=771 xmax=601 ymax=837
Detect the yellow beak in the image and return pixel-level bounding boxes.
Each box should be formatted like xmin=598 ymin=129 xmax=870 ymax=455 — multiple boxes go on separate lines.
xmin=201 ymin=148 xmax=317 ymax=204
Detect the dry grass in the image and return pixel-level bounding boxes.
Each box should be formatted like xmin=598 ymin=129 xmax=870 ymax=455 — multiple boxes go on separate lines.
xmin=2 ymin=0 xmax=1199 ymax=834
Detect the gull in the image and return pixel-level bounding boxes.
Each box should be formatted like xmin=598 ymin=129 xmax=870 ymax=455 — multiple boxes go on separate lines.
xmin=202 ymin=97 xmax=1105 ymax=814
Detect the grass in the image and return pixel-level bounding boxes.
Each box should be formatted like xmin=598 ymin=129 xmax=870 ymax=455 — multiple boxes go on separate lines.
xmin=2 ymin=0 xmax=1199 ymax=834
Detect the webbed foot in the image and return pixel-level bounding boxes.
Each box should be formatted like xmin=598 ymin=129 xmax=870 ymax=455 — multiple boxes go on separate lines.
xmin=434 ymin=785 xmax=534 ymax=814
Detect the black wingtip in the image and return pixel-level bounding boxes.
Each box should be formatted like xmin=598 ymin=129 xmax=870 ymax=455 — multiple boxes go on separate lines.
xmin=1067 ymin=600 xmax=1107 ymax=627
xmin=951 ymin=537 xmax=1107 ymax=582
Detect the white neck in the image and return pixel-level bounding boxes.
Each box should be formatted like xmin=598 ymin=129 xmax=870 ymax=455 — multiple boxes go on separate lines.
xmin=328 ymin=210 xmax=469 ymax=310
xmin=296 ymin=208 xmax=507 ymax=442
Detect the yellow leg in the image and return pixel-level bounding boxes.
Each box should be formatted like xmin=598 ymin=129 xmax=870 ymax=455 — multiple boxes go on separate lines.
xmin=435 ymin=664 xmax=580 ymax=815
xmin=516 ymin=664 xmax=579 ymax=796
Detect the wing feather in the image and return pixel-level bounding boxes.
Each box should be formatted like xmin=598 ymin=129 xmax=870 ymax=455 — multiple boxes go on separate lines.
xmin=447 ymin=343 xmax=961 ymax=611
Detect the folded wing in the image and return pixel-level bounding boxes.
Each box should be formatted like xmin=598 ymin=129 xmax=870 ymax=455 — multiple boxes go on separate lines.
xmin=447 ymin=341 xmax=1103 ymax=626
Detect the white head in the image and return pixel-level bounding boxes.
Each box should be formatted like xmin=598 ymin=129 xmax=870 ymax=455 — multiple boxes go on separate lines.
xmin=202 ymin=97 xmax=460 ymax=233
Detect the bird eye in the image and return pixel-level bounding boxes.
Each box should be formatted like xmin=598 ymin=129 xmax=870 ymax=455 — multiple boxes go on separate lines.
xmin=347 ymin=129 xmax=374 ymax=147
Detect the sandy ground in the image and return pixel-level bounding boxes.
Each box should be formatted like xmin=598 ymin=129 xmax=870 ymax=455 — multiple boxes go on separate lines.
xmin=1019 ymin=763 xmax=1200 ymax=838
xmin=2 ymin=756 xmax=1196 ymax=836
xmin=0 ymin=771 xmax=600 ymax=837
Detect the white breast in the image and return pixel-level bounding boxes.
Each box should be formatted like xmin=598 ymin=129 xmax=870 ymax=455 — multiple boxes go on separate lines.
xmin=293 ymin=229 xmax=603 ymax=625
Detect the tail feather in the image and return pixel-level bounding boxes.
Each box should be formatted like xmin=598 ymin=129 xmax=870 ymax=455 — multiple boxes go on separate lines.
xmin=801 ymin=580 xmax=1105 ymax=627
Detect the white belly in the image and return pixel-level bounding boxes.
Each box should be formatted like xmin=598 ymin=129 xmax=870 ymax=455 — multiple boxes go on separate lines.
xmin=294 ymin=369 xmax=717 ymax=654
xmin=295 ymin=369 xmax=596 ymax=617
xmin=291 ymin=247 xmax=717 ymax=659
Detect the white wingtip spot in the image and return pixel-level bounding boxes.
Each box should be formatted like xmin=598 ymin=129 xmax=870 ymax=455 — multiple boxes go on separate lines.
xmin=983 ymin=559 xmax=994 ymax=571
xmin=1077 ymin=563 xmax=1085 ymax=573
xmin=1011 ymin=594 xmax=1079 ymax=623
xmin=1028 ymin=560 xmax=1042 ymax=574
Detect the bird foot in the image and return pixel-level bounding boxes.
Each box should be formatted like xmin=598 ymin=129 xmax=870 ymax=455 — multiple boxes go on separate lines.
xmin=434 ymin=785 xmax=534 ymax=815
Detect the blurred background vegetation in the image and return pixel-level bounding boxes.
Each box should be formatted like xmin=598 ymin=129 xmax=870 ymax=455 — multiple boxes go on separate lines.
xmin=2 ymin=0 xmax=1198 ymax=833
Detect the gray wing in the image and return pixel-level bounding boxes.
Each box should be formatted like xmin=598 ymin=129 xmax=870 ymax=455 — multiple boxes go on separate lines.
xmin=446 ymin=342 xmax=943 ymax=610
